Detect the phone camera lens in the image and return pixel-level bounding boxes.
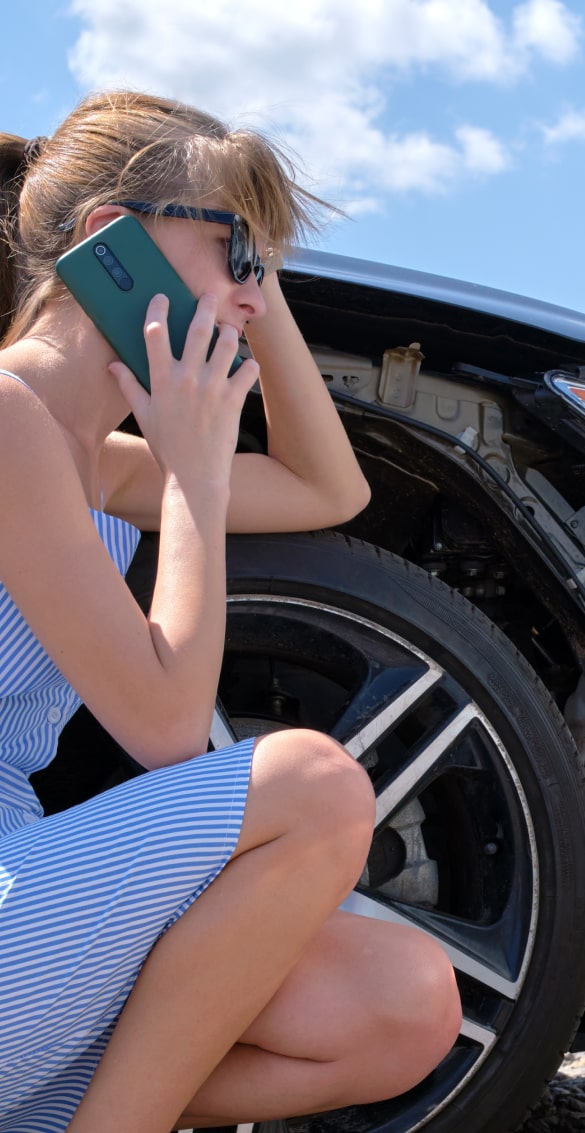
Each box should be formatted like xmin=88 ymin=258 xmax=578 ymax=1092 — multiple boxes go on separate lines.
xmin=93 ymin=240 xmax=133 ymax=290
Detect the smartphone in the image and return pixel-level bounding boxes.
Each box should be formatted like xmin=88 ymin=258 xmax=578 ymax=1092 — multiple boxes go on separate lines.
xmin=55 ymin=215 xmax=242 ymax=392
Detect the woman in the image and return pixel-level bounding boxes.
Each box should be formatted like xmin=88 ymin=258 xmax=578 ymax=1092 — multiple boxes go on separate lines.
xmin=0 ymin=90 xmax=461 ymax=1133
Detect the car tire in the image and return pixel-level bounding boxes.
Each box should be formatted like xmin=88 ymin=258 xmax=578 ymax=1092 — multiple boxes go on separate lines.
xmin=220 ymin=529 xmax=585 ymax=1133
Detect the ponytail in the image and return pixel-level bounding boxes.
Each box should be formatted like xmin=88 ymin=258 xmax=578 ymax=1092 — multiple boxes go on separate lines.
xmin=0 ymin=134 xmax=27 ymax=343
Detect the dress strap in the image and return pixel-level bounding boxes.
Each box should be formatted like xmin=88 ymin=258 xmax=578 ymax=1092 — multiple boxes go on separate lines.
xmin=0 ymin=368 xmax=36 ymax=395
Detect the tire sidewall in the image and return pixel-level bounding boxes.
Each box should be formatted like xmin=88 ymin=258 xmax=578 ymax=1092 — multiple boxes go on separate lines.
xmin=226 ymin=530 xmax=585 ymax=1133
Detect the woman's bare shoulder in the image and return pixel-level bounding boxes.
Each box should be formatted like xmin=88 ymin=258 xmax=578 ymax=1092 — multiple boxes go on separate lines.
xmin=0 ymin=369 xmax=83 ymax=514
xmin=0 ymin=366 xmax=63 ymax=438
xmin=0 ymin=369 xmax=99 ymax=585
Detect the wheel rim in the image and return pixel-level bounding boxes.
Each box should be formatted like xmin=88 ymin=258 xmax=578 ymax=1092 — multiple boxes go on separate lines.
xmin=221 ymin=593 xmax=539 ymax=1133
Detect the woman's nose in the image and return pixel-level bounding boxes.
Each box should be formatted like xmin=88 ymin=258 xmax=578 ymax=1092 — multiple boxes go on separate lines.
xmin=239 ymin=274 xmax=267 ymax=319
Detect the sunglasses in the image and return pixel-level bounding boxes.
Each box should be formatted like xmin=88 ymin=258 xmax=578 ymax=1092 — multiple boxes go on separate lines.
xmin=110 ymin=200 xmax=265 ymax=287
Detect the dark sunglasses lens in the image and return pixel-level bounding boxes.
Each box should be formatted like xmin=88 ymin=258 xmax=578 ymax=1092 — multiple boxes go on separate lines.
xmin=231 ymin=216 xmax=266 ymax=284
xmin=229 ymin=219 xmax=251 ymax=282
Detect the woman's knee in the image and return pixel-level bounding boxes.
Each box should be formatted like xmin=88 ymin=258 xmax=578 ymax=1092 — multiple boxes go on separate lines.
xmin=243 ymin=728 xmax=375 ymax=875
xmin=375 ymin=926 xmax=462 ymax=1087
xmin=259 ymin=727 xmax=374 ymax=828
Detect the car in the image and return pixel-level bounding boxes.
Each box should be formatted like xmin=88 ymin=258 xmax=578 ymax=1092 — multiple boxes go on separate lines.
xmin=33 ymin=248 xmax=585 ymax=1133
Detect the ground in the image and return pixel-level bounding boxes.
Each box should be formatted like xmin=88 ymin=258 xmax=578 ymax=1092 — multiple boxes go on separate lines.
xmin=517 ymin=1053 xmax=585 ymax=1131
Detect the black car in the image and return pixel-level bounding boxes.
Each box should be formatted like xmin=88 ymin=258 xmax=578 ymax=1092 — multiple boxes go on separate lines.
xmin=35 ymin=249 xmax=585 ymax=1133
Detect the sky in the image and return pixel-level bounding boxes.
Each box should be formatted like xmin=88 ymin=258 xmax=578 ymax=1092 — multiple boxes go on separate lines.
xmin=3 ymin=0 xmax=585 ymax=314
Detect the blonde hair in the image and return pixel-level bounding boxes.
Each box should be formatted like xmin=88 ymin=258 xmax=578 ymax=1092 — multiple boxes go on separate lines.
xmin=0 ymin=89 xmax=330 ymax=345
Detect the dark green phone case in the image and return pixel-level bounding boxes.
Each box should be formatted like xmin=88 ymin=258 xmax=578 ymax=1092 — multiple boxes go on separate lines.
xmin=56 ymin=215 xmax=241 ymax=392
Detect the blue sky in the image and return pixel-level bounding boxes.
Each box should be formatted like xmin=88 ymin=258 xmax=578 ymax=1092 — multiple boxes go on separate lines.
xmin=3 ymin=0 xmax=585 ymax=313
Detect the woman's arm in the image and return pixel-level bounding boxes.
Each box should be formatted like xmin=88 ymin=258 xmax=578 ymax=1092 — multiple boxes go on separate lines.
xmin=227 ymin=272 xmax=370 ymax=532
xmin=100 ymin=430 xmax=164 ymax=531
xmin=0 ymin=298 xmax=258 ymax=769
xmin=102 ymin=274 xmax=370 ymax=535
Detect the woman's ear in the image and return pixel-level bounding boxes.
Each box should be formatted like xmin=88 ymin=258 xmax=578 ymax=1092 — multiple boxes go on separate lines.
xmin=84 ymin=204 xmax=134 ymax=237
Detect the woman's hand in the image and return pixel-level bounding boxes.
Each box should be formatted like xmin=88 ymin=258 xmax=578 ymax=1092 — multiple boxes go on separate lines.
xmin=108 ymin=292 xmax=259 ymax=491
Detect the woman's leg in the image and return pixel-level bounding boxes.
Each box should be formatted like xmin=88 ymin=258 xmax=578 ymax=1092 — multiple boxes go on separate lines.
xmin=176 ymin=911 xmax=461 ymax=1127
xmin=66 ymin=730 xmax=377 ymax=1133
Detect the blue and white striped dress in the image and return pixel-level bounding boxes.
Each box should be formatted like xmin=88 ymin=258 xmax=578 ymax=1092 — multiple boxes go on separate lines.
xmin=0 ymin=372 xmax=254 ymax=1132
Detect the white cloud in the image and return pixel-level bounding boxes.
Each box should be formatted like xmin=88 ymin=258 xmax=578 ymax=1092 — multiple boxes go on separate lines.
xmin=513 ymin=0 xmax=581 ymax=64
xmin=455 ymin=126 xmax=509 ymax=174
xmin=542 ymin=107 xmax=585 ymax=144
xmin=341 ymin=197 xmax=385 ymax=219
xmin=303 ymin=122 xmax=510 ymax=200
xmin=69 ymin=0 xmax=583 ymax=99
xmin=66 ymin=0 xmax=579 ymax=208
